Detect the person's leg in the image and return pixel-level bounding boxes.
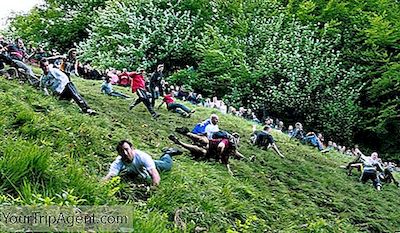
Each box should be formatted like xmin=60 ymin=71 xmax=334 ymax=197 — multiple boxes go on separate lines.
xmin=171 ymin=103 xmax=191 ymax=113
xmin=168 ymin=135 xmax=207 ymax=156
xmin=136 ymin=89 xmax=158 ymax=117
xmin=186 ymin=132 xmax=209 ymax=145
xmin=110 ymin=91 xmax=129 ymax=98
xmin=154 ymin=154 xmax=173 ymax=172
xmin=371 ymin=173 xmax=381 ymax=190
xmin=129 ymin=91 xmax=144 ymax=109
xmin=63 ymin=82 xmax=91 ymax=112
xmin=150 ymin=87 xmax=156 ymax=107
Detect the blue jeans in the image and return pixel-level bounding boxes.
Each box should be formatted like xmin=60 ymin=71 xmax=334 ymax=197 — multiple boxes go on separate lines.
xmin=167 ymin=103 xmax=191 ymax=115
xmin=305 ymin=135 xmax=324 ymax=151
xmin=109 ymin=91 xmax=130 ymax=98
xmin=154 ymin=154 xmax=173 ymax=172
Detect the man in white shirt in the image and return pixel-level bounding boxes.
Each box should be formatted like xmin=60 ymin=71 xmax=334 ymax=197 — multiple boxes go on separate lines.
xmin=39 ymin=58 xmax=96 ymax=115
xmin=175 ymin=114 xmax=220 ymax=145
xmin=102 ymin=140 xmax=181 ymax=186
xmin=360 ymin=152 xmax=384 ymax=191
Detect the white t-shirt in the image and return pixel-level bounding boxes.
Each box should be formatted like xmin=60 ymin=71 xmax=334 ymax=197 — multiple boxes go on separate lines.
xmin=107 ymin=150 xmax=155 ymax=179
xmin=205 ymin=124 xmax=219 ymax=139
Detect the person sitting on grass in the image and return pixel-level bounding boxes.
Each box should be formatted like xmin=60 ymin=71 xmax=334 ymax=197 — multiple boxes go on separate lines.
xmin=157 ymin=90 xmax=195 ymax=117
xmin=360 ymin=152 xmax=384 ymax=191
xmin=250 ymin=125 xmax=285 ymax=158
xmin=175 ymin=114 xmax=220 ymax=145
xmin=304 ymin=132 xmax=324 ymax=151
xmin=39 ymin=58 xmax=97 ymax=115
xmin=100 ymin=76 xmax=130 ymax=98
xmin=102 ymin=140 xmax=182 ymax=186
xmin=290 ymin=122 xmax=305 ymax=141
xmin=168 ymin=133 xmax=243 ymax=176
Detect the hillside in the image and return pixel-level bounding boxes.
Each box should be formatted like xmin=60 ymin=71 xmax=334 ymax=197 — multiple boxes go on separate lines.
xmin=0 ymin=77 xmax=399 ymax=232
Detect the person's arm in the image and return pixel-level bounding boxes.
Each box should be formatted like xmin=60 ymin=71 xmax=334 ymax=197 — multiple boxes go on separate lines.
xmin=271 ymin=143 xmax=285 ymax=158
xmin=102 ymin=157 xmax=123 ymax=182
xmin=148 ymin=167 xmax=161 ymax=186
xmin=157 ymin=100 xmax=165 ymax=109
xmin=74 ymin=61 xmax=80 ymax=76
xmin=226 ymin=164 xmax=234 ymax=176
xmin=234 ymin=150 xmax=246 ymax=160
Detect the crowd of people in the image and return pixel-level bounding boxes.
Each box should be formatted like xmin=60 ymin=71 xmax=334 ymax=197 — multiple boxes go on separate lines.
xmin=0 ymin=35 xmax=398 ymax=191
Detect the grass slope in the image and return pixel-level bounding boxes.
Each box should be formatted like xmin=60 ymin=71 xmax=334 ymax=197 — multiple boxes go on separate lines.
xmin=0 ymin=77 xmax=399 ymax=232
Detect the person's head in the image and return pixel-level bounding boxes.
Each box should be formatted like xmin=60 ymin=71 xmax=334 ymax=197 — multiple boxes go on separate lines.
xmin=328 ymin=141 xmax=333 ymax=146
xmin=278 ymin=121 xmax=284 ymax=127
xmin=104 ymin=76 xmax=111 ymax=83
xmin=68 ymin=48 xmax=77 ymax=58
xmin=16 ymin=38 xmax=24 ymax=48
xmin=122 ymin=68 xmax=127 ymax=73
xmin=40 ymin=58 xmax=50 ymax=74
xmin=210 ymin=114 xmax=219 ymax=125
xmin=295 ymin=122 xmax=302 ymax=129
xmin=231 ymin=132 xmax=240 ymax=147
xmin=371 ymin=152 xmax=379 ymax=160
xmin=288 ymin=125 xmax=293 ymax=131
xmin=157 ymin=63 xmax=164 ymax=72
xmin=263 ymin=125 xmax=272 ymax=133
xmin=116 ymin=140 xmax=135 ymax=163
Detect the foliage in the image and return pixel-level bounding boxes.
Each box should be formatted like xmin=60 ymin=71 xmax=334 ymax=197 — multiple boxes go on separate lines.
xmin=7 ymin=0 xmax=107 ymax=50
xmin=79 ymin=0 xmax=201 ymax=70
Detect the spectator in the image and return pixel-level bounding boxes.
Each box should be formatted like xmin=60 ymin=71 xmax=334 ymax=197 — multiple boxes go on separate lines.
xmin=287 ymin=125 xmax=294 ymax=137
xmin=150 ymin=63 xmax=165 ymax=107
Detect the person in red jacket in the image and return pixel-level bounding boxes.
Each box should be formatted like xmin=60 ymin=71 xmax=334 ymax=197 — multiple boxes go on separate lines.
xmin=129 ymin=68 xmax=159 ymax=118
xmin=158 ymin=90 xmax=195 ymax=117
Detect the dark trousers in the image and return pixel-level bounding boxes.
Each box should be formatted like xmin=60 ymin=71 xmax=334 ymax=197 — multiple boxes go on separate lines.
xmin=361 ymin=170 xmax=381 ymax=189
xmin=150 ymin=84 xmax=163 ymax=107
xmin=60 ymin=82 xmax=90 ymax=112
xmin=131 ymin=89 xmax=156 ymax=116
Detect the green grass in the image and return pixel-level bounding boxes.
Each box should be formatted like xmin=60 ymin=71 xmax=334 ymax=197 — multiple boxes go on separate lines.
xmin=0 ymin=76 xmax=399 ymax=232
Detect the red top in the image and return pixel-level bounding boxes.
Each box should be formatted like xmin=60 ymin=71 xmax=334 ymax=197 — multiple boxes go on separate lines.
xmin=130 ymin=72 xmax=145 ymax=92
xmin=163 ymin=94 xmax=175 ymax=104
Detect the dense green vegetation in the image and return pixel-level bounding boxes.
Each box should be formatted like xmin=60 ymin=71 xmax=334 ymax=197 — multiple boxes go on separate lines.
xmin=5 ymin=0 xmax=399 ymax=160
xmin=0 ymin=77 xmax=399 ymax=232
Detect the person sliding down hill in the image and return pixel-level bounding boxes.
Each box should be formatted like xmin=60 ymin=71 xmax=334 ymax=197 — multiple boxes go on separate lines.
xmin=157 ymin=90 xmax=195 ymax=117
xmin=101 ymin=76 xmax=130 ymax=98
xmin=360 ymin=152 xmax=384 ymax=191
xmin=168 ymin=133 xmax=243 ymax=176
xmin=250 ymin=125 xmax=285 ymax=158
xmin=102 ymin=140 xmax=182 ymax=186
xmin=128 ymin=68 xmax=159 ymax=119
xmin=39 ymin=58 xmax=97 ymax=115
xmin=175 ymin=114 xmax=220 ymax=146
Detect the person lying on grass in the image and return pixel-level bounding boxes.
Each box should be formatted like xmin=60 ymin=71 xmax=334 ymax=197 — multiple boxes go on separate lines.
xmin=175 ymin=114 xmax=220 ymax=146
xmin=100 ymin=76 xmax=130 ymax=98
xmin=39 ymin=58 xmax=97 ymax=115
xmin=250 ymin=125 xmax=285 ymax=158
xmin=102 ymin=140 xmax=182 ymax=186
xmin=168 ymin=133 xmax=244 ymax=176
xmin=157 ymin=90 xmax=195 ymax=117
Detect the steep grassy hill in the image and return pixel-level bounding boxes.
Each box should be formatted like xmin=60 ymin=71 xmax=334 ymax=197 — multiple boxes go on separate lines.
xmin=0 ymin=77 xmax=399 ymax=232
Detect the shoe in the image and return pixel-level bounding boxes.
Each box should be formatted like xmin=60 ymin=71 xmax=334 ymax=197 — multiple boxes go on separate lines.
xmin=162 ymin=147 xmax=183 ymax=156
xmin=152 ymin=113 xmax=160 ymax=119
xmin=86 ymin=109 xmax=98 ymax=115
xmin=175 ymin=127 xmax=189 ymax=135
xmin=190 ymin=109 xmax=196 ymax=114
xmin=168 ymin=134 xmax=180 ymax=144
